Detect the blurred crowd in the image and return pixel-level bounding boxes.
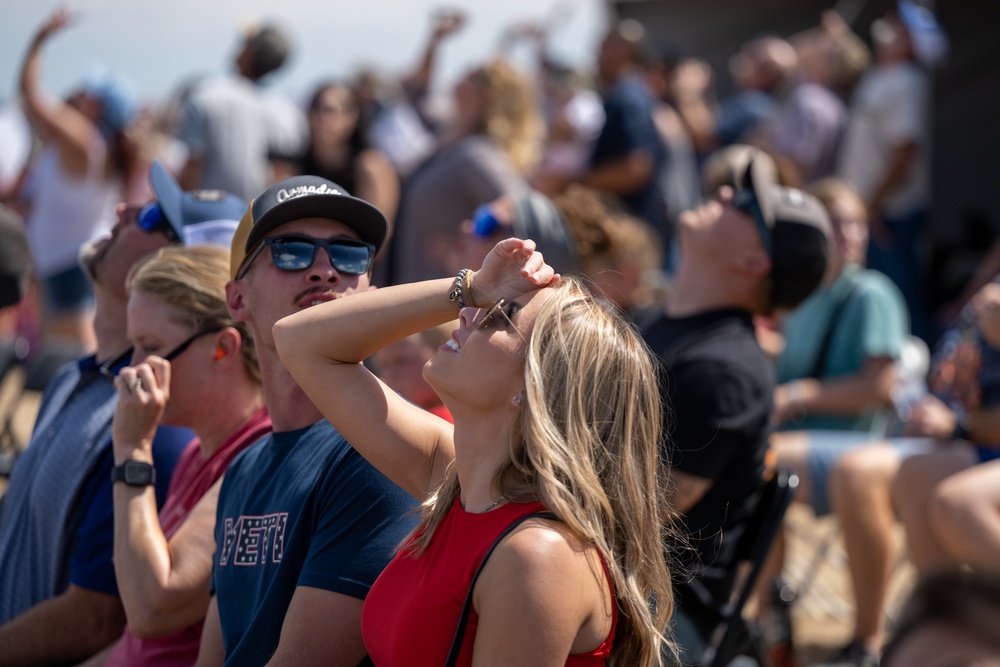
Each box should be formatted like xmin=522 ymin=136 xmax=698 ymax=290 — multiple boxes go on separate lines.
xmin=1 ymin=2 xmax=999 ymax=667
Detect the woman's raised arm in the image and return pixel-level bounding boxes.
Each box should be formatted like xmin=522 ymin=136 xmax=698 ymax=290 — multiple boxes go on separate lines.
xmin=273 ymin=238 xmax=555 ymax=500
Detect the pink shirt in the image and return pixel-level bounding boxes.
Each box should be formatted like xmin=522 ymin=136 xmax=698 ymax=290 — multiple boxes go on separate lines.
xmin=104 ymin=407 xmax=271 ymax=667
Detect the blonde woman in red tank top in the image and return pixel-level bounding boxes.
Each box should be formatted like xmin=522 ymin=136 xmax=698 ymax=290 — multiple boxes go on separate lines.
xmin=275 ymin=236 xmax=677 ymax=666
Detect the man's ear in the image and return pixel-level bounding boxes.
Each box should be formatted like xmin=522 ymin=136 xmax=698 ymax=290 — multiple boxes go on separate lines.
xmin=226 ymin=280 xmax=251 ymax=323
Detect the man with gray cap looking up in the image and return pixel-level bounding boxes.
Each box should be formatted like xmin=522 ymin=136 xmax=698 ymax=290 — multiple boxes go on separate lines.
xmin=0 ymin=162 xmax=246 ymax=665
xmin=177 ymin=22 xmax=306 ymax=201
xmin=638 ymin=154 xmax=831 ymax=664
xmin=193 ymin=175 xmax=415 ymax=667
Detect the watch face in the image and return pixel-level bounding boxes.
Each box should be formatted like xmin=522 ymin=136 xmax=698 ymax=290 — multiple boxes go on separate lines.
xmin=120 ymin=461 xmax=155 ymax=486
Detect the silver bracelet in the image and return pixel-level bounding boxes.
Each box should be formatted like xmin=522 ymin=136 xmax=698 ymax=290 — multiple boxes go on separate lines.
xmin=449 ymin=268 xmax=473 ymax=310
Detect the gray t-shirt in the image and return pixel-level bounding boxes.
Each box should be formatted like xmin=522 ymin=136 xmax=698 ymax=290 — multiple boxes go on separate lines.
xmin=177 ymin=75 xmax=305 ymax=201
xmin=392 ymin=135 xmax=526 ymax=284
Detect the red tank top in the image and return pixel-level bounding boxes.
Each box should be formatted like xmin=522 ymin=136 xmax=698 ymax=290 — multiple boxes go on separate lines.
xmin=362 ymin=499 xmax=616 ymax=666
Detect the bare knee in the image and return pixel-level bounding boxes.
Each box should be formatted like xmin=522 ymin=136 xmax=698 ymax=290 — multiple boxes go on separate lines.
xmin=831 ymin=447 xmax=898 ymax=514
xmin=929 ymin=476 xmax=974 ymax=538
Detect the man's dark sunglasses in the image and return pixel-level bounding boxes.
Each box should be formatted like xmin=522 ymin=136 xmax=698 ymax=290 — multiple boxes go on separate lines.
xmin=98 ymin=327 xmax=223 ymax=379
xmin=732 ymin=188 xmax=773 ymax=256
xmin=236 ymin=235 xmax=375 ymax=280
xmin=136 ymin=202 xmax=180 ymax=243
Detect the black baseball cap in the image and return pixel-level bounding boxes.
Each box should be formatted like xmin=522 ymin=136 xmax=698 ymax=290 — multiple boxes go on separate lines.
xmin=734 ymin=157 xmax=831 ymax=310
xmin=230 ymin=175 xmax=388 ymax=279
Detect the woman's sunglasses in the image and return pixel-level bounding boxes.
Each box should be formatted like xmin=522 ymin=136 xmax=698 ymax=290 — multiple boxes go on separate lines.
xmin=236 ymin=235 xmax=375 ymax=280
xmin=99 ymin=327 xmax=224 ymax=379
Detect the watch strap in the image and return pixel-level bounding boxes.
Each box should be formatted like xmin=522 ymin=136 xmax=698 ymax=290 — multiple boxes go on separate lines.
xmin=952 ymin=413 xmax=972 ymax=442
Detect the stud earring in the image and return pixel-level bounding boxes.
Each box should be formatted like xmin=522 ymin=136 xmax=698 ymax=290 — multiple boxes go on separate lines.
xmin=511 ymin=394 xmax=522 ymax=407
xmin=214 ymin=348 xmax=226 ymax=360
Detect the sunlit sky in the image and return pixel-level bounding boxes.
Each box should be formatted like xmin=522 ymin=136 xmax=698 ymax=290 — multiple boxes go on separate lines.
xmin=0 ymin=0 xmax=609 ymax=109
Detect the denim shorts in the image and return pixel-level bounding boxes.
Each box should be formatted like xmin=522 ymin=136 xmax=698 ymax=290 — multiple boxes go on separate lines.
xmin=805 ymin=431 xmax=939 ymax=516
xmin=40 ymin=264 xmax=94 ymax=315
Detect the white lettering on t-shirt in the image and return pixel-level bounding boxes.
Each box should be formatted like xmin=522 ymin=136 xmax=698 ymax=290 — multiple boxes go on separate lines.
xmin=219 ymin=513 xmax=289 ymax=566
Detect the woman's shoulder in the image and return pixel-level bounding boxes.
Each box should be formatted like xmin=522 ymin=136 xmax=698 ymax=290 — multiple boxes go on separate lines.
xmin=492 ymin=511 xmax=599 ymax=574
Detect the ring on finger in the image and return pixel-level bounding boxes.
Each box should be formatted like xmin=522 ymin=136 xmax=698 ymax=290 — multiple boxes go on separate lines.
xmin=127 ymin=377 xmax=142 ymax=391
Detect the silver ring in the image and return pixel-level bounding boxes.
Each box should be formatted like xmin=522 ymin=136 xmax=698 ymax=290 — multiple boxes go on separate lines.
xmin=127 ymin=377 xmax=142 ymax=391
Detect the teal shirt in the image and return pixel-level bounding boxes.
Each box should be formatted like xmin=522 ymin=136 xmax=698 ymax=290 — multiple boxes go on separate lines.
xmin=777 ymin=265 xmax=909 ymax=432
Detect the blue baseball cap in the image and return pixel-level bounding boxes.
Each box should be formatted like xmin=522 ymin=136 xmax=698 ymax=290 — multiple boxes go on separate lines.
xmin=149 ymin=161 xmax=247 ymax=248
xmin=81 ymin=65 xmax=138 ymax=134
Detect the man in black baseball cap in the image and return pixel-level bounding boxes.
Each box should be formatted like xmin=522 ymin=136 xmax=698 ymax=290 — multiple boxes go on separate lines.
xmin=230 ymin=174 xmax=388 ymax=280
xmin=202 ymin=175 xmax=414 ymax=665
xmin=731 ymin=156 xmax=832 ymax=311
xmin=639 ymin=153 xmax=830 ymax=663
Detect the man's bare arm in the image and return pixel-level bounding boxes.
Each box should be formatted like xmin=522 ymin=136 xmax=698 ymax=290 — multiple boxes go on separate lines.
xmin=668 ymin=469 xmax=713 ymax=514
xmin=265 ymin=586 xmax=367 ymax=667
xmin=0 ymin=585 xmax=125 ymax=666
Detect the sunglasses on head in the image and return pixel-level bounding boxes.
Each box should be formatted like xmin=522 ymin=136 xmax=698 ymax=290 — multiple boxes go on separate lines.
xmin=732 ymin=188 xmax=773 ymax=256
xmin=136 ymin=202 xmax=180 ymax=243
xmin=236 ymin=235 xmax=375 ymax=280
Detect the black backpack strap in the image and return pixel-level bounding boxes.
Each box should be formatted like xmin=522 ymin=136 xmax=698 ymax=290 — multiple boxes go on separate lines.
xmin=443 ymin=511 xmax=558 ymax=667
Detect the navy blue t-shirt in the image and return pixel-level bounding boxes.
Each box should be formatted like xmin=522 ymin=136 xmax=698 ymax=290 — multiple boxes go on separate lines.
xmin=589 ymin=74 xmax=665 ymax=227
xmin=212 ymin=419 xmax=418 ymax=666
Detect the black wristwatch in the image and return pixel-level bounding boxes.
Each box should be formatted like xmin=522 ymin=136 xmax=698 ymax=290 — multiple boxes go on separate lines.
xmin=111 ymin=460 xmax=156 ymax=487
xmin=951 ymin=413 xmax=973 ymax=442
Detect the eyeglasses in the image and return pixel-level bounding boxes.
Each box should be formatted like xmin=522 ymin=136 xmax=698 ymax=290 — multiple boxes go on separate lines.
xmin=162 ymin=327 xmax=224 ymax=363
xmin=236 ymin=235 xmax=375 ymax=280
xmin=471 ymin=205 xmax=503 ymax=239
xmin=99 ymin=346 xmax=135 ymax=379
xmin=732 ymin=189 xmax=772 ymax=256
xmin=97 ymin=327 xmax=222 ymax=379
xmin=136 ymin=202 xmax=180 ymax=243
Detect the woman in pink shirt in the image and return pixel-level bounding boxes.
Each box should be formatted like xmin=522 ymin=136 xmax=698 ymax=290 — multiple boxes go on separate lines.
xmin=81 ymin=246 xmax=271 ymax=667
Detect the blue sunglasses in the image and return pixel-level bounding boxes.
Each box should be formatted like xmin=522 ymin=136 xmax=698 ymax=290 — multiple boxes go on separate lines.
xmin=136 ymin=202 xmax=180 ymax=243
xmin=732 ymin=189 xmax=773 ymax=256
xmin=471 ymin=205 xmax=504 ymax=239
xmin=236 ymin=235 xmax=375 ymax=280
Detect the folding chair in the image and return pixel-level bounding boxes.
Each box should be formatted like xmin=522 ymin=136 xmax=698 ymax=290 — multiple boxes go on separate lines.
xmin=701 ymin=468 xmax=799 ymax=667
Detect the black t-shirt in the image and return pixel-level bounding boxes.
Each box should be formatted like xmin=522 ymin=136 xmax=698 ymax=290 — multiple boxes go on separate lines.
xmin=640 ymin=307 xmax=772 ymax=637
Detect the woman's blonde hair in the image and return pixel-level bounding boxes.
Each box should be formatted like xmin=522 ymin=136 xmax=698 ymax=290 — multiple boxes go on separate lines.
xmin=410 ymin=276 xmax=675 ymax=666
xmin=806 ymin=177 xmax=867 ymax=223
xmin=127 ymin=245 xmax=260 ymax=385
xmin=474 ymin=59 xmax=545 ymax=174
